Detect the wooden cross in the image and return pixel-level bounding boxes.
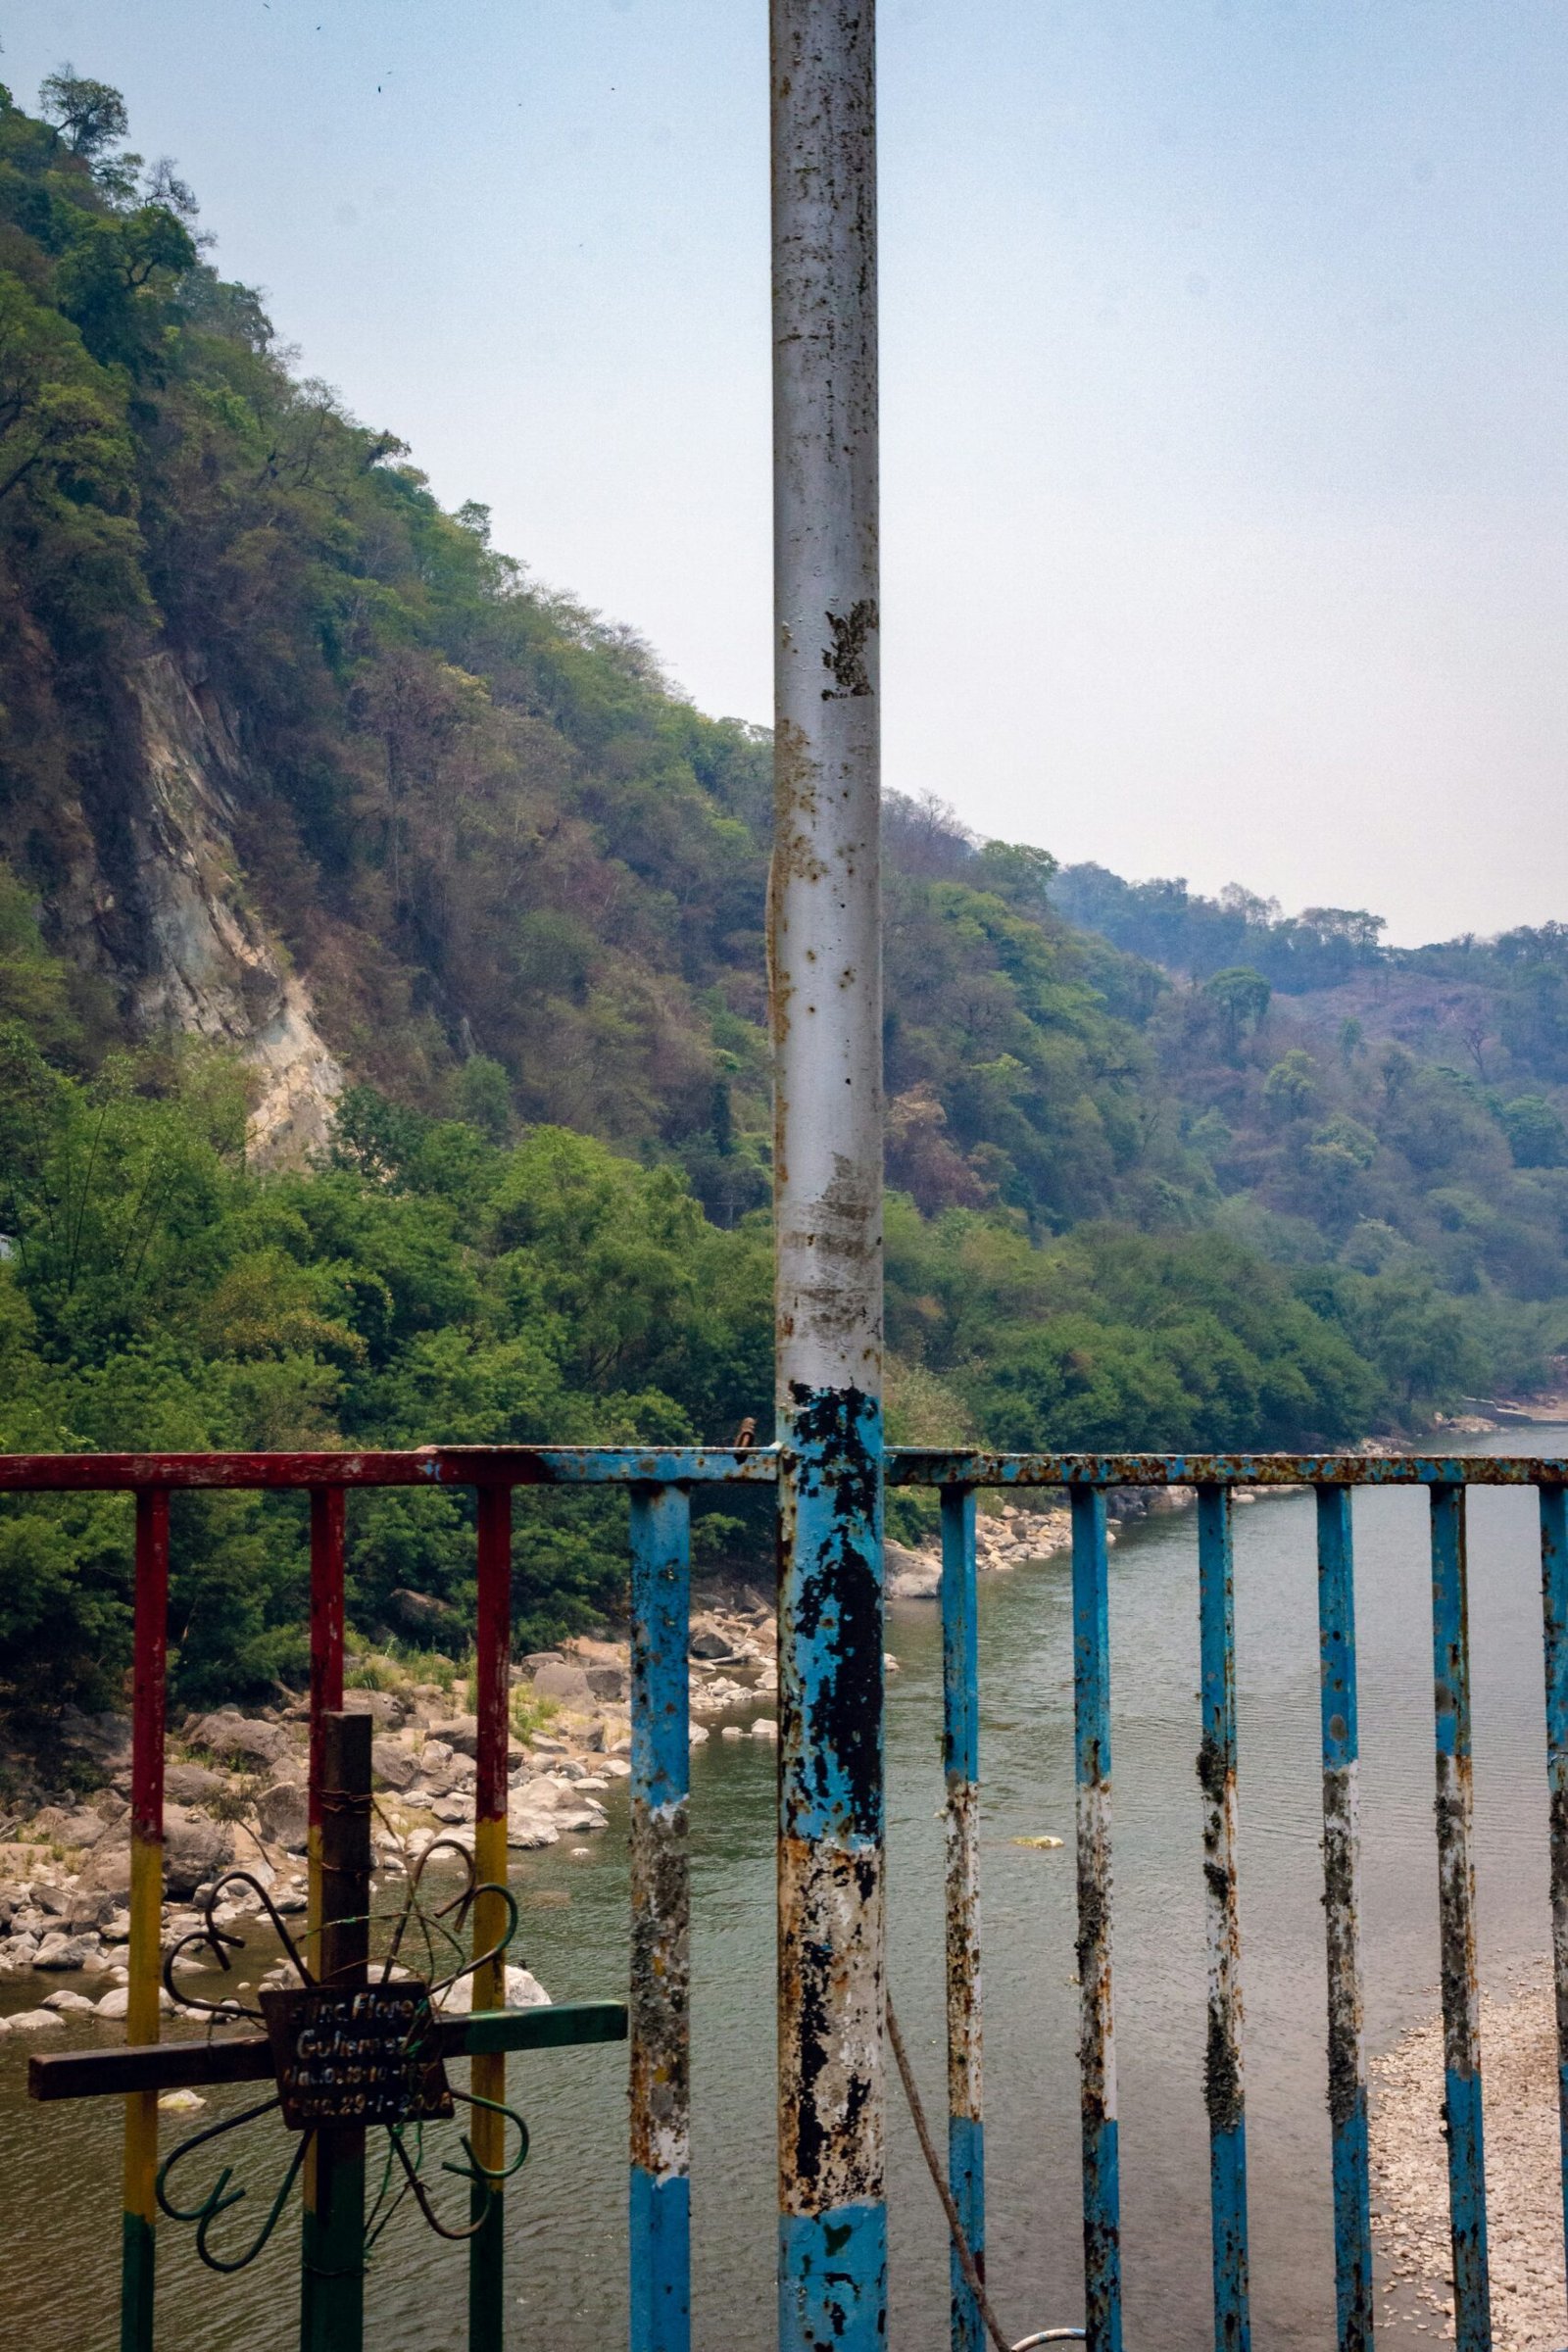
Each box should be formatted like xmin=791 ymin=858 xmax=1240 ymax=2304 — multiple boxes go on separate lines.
xmin=28 ymin=1711 xmax=626 ymax=2351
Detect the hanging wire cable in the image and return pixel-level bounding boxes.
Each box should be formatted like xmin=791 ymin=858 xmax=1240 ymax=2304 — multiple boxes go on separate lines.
xmin=885 ymin=1996 xmax=1086 ymax=2352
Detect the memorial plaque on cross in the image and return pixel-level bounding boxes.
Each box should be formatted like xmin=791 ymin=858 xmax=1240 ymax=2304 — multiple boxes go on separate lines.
xmin=27 ymin=1711 xmax=626 ymax=2352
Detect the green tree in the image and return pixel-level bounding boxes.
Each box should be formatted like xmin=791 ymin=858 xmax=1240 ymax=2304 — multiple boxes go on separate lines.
xmin=1262 ymin=1049 xmax=1319 ymax=1120
xmin=1499 ymin=1096 xmax=1567 ymax=1169
xmin=0 ymin=275 xmax=134 ymax=510
xmin=37 ymin=67 xmax=127 ymax=159
xmin=1203 ymin=966 xmax=1272 ymax=1057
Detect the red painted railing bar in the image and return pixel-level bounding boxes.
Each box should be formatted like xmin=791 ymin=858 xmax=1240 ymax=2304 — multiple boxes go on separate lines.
xmin=122 ymin=1490 xmax=170 ymax=2349
xmin=308 ymin=1487 xmax=346 ymax=1838
xmin=301 ymin=1487 xmax=348 ymax=2324
xmin=130 ymin=1493 xmax=170 ymax=1843
xmin=0 ymin=1446 xmax=774 ymax=1491
xmin=474 ymin=1485 xmax=513 ymax=1830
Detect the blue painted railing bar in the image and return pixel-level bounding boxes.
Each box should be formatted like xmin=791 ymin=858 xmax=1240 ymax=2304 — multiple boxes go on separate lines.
xmin=628 ymin=1485 xmax=694 ymax=2352
xmin=940 ymin=1486 xmax=985 ymax=2352
xmin=1430 ymin=1485 xmax=1493 ymax=2351
xmin=1315 ymin=1487 xmax=1374 ymax=2352
xmin=776 ymin=1394 xmax=888 ymax=2351
xmin=1197 ymin=1485 xmax=1250 ymax=2352
xmin=1070 ymin=1485 xmax=1123 ymax=2352
xmin=1542 ymin=1482 xmax=1568 ymax=2306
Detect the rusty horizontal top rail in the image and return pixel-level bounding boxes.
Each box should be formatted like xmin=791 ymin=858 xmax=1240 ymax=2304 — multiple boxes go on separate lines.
xmin=888 ymin=1449 xmax=1568 ymax=1487
xmin=0 ymin=1446 xmax=777 ymax=1491
xmin=0 ymin=1446 xmax=1564 ymax=1494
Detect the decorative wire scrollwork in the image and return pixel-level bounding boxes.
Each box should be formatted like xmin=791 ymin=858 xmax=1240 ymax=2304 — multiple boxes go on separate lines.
xmin=155 ymin=1838 xmax=530 ymax=2274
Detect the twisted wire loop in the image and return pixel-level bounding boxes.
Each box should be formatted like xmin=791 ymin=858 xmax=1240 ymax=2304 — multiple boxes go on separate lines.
xmin=151 ymin=1837 xmax=530 ymax=2275
xmin=155 ymin=2097 xmax=307 ymax=2273
xmin=384 ymin=2091 xmax=531 ymax=2241
xmin=162 ymin=1869 xmax=313 ymax=2018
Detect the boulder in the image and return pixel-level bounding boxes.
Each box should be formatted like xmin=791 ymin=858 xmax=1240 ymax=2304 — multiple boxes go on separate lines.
xmin=162 ymin=1806 xmax=235 ymax=1900
xmin=565 ymin=1636 xmax=625 ymax=1665
xmin=749 ymin=1718 xmax=779 ymax=1741
xmin=56 ymin=1706 xmax=132 ymax=1767
xmin=189 ymin=1713 xmax=288 ymax=1771
xmin=165 ymin=1762 xmax=226 ymax=1805
xmin=42 ymin=1987 xmax=96 ymax=2014
xmin=52 ymin=1888 xmax=116 ymax=1936
xmin=80 ymin=1842 xmax=132 ymax=1896
xmin=437 ymin=1962 xmax=551 ymax=2015
xmin=29 ymin=1805 xmax=106 ymax=1850
xmin=505 ymin=1808 xmax=561 ymax=1850
xmin=7 ymin=2007 xmax=65 ymax=2033
xmin=34 ymin=1932 xmax=96 ymax=1970
xmin=369 ymin=1739 xmax=419 ymax=1792
xmin=94 ymin=1984 xmax=173 ymax=2020
xmin=408 ymin=1823 xmax=475 ymax=1861
xmin=429 ymin=1716 xmax=479 ymax=1759
xmin=255 ymin=1782 xmax=309 ymax=1852
xmin=585 ymin=1664 xmax=629 ymax=1701
xmin=885 ymin=1542 xmax=941 ymax=1600
xmin=552 ymin=1805 xmax=607 ymax=1834
xmin=527 ymin=1661 xmax=591 ymax=1703
xmin=688 ymin=1622 xmax=735 ymax=1661
xmin=340 ymin=1690 xmax=401 ymax=1726
xmin=510 ymin=1775 xmax=601 ymax=1818
xmin=386 ymin=1588 xmax=457 ymax=1637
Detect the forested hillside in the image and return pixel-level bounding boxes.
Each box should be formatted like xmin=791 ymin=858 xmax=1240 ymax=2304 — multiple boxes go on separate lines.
xmin=0 ymin=74 xmax=1561 ymax=1712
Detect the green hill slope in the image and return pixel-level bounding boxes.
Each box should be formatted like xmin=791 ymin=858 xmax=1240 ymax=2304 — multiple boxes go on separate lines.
xmin=0 ymin=73 xmax=1560 ymax=1711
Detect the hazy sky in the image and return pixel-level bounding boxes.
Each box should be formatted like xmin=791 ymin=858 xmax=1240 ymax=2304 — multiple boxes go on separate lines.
xmin=9 ymin=3 xmax=1567 ymax=944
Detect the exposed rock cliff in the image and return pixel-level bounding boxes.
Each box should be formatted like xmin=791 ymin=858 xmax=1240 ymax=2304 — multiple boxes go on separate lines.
xmin=65 ymin=653 xmax=342 ymax=1166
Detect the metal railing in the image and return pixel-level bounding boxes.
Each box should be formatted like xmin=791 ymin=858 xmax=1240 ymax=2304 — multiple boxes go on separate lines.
xmin=8 ymin=1445 xmax=1568 ymax=2351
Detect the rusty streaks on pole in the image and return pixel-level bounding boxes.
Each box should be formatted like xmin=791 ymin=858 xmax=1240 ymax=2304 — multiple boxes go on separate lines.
xmin=771 ymin=3 xmax=885 ymax=2336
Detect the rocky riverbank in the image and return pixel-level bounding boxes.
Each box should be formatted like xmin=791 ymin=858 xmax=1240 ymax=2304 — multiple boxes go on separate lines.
xmin=0 ymin=1595 xmax=782 ymax=2035
xmin=1370 ymin=1958 xmax=1568 ymax=2347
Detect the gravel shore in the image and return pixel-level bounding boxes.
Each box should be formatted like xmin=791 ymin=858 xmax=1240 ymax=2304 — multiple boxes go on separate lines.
xmin=1371 ymin=1958 xmax=1568 ymax=2347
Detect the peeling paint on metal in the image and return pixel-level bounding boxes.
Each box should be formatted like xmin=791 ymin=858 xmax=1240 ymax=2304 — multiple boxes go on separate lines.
xmin=1072 ymin=1486 xmax=1122 ymax=2352
xmin=778 ymin=1833 xmax=886 ymax=2213
xmin=13 ymin=1445 xmax=1568 ymax=1493
xmin=776 ymin=1387 xmax=885 ymax=2264
xmin=944 ymin=1782 xmax=983 ymax=2127
xmin=777 ymin=2203 xmax=888 ymax=2352
xmin=941 ymin=1486 xmax=985 ymax=2351
xmin=1316 ymin=1486 xmax=1374 ymax=2352
xmin=629 ymin=1484 xmax=692 ymax=2352
xmin=1429 ymin=1485 xmax=1492 ymax=2352
xmin=1197 ymin=1485 xmax=1250 ymax=2352
xmin=889 ymin=1449 xmax=1568 ymax=1490
xmin=1540 ymin=1481 xmax=1568 ymax=2294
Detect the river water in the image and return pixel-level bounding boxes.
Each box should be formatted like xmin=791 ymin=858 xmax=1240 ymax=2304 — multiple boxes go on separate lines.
xmin=4 ymin=1424 xmax=1565 ymax=2350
